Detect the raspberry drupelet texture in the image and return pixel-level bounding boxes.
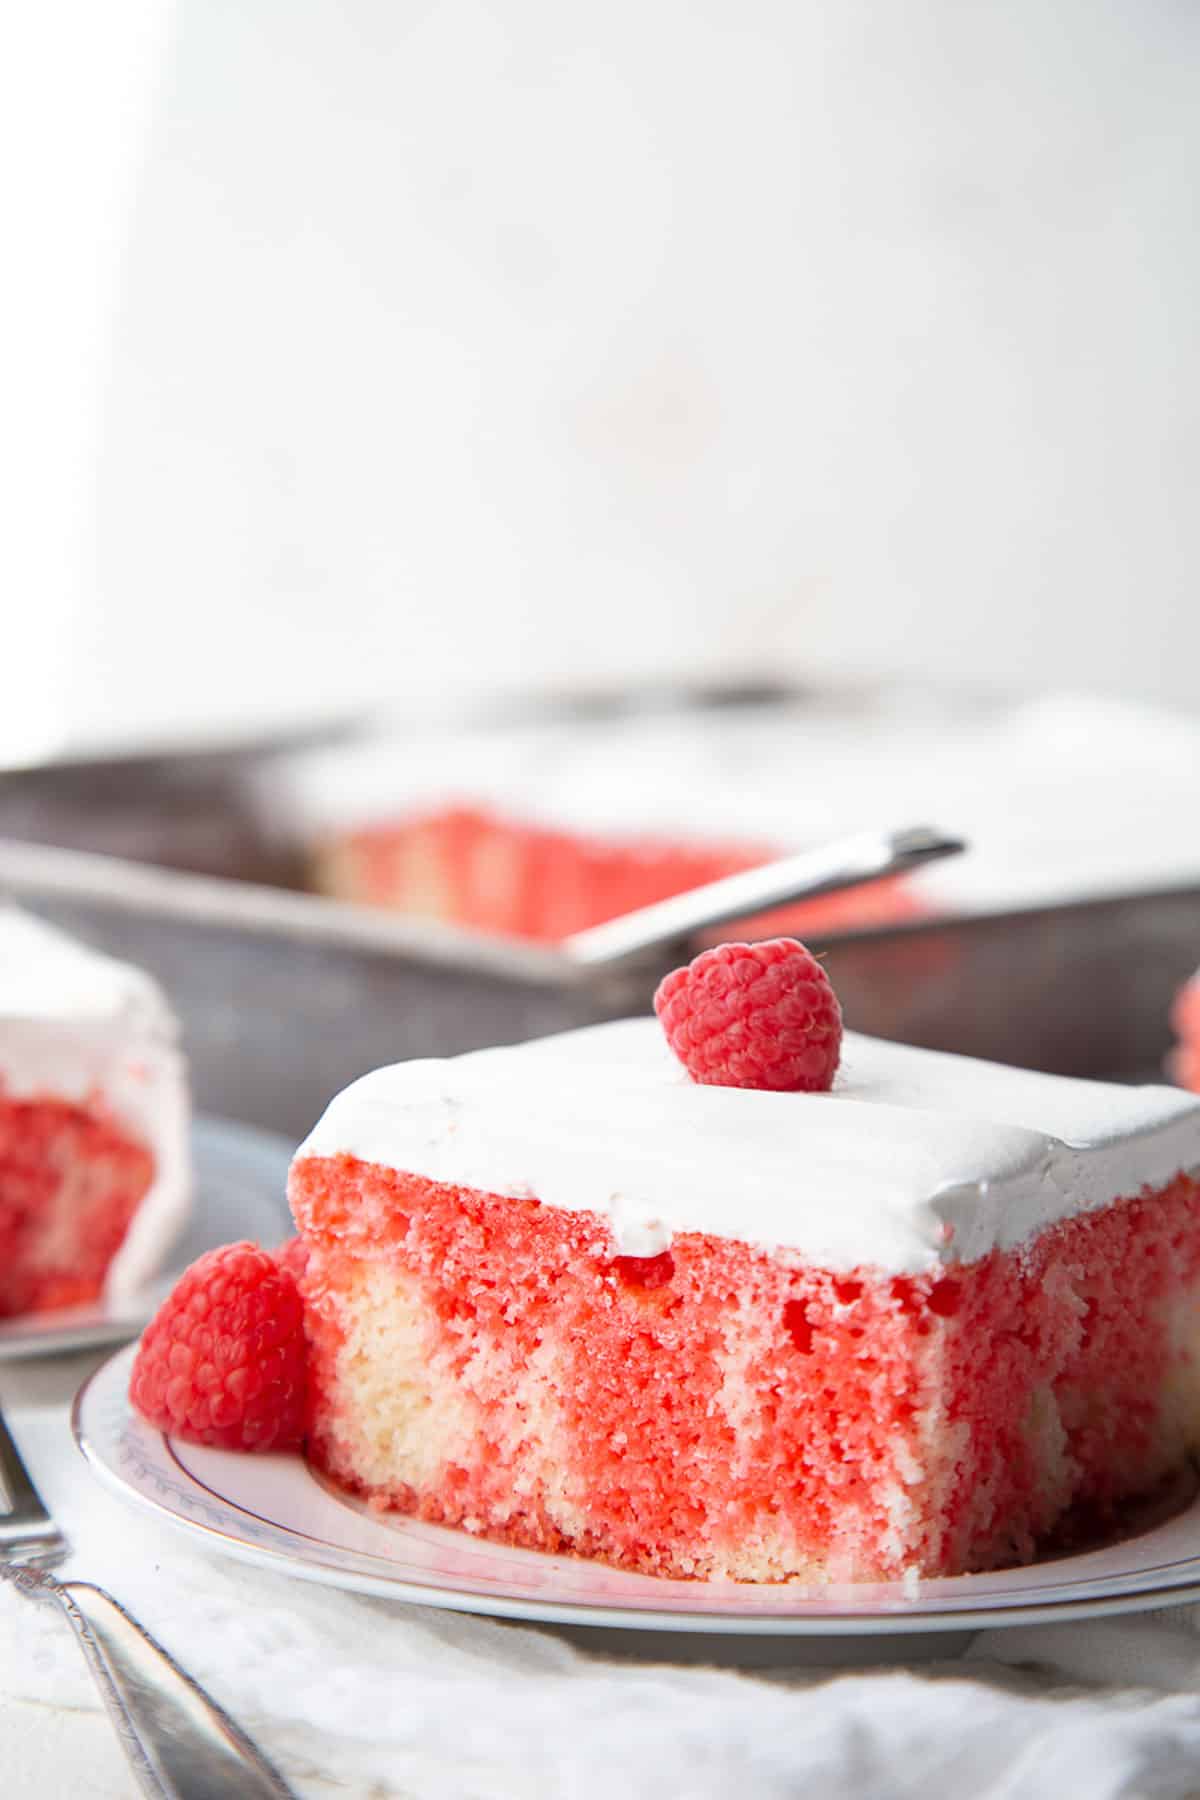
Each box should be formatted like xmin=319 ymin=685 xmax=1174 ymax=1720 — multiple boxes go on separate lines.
xmin=129 ymin=1241 xmax=307 ymax=1450
xmin=273 ymin=1235 xmax=310 ymax=1285
xmin=654 ymin=938 xmax=843 ymax=1092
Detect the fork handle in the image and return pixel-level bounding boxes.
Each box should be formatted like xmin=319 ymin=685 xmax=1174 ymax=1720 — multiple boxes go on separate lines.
xmin=54 ymin=1581 xmax=294 ymax=1799
xmin=0 ymin=1405 xmax=52 ymax=1541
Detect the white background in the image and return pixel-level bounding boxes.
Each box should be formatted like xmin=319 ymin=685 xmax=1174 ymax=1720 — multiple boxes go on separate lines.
xmin=3 ymin=1 xmax=1199 ymax=760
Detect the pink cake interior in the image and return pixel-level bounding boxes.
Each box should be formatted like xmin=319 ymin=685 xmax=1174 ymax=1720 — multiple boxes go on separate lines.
xmin=316 ymin=804 xmax=920 ymax=944
xmin=0 ymin=1090 xmax=156 ymax=1317
xmin=291 ymin=1154 xmax=1200 ymax=1582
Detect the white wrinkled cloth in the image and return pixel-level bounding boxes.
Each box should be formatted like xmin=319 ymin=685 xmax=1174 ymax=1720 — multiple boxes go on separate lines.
xmin=3 ymin=1354 xmax=1200 ymax=1799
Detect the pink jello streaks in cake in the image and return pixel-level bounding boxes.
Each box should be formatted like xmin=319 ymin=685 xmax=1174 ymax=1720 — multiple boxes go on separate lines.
xmin=291 ymin=1154 xmax=1200 ymax=1580
xmin=321 ymin=804 xmax=921 ymax=944
xmin=0 ymin=1090 xmax=155 ymax=1316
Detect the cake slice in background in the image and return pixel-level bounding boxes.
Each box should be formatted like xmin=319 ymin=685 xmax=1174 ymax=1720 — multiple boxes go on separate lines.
xmin=1171 ymin=970 xmax=1200 ymax=1094
xmin=0 ymin=909 xmax=189 ymax=1317
xmin=289 ymin=1016 xmax=1200 ymax=1583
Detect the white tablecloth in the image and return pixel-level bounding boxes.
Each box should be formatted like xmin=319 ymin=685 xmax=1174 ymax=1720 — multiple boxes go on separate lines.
xmin=4 ymin=1352 xmax=1200 ymax=1799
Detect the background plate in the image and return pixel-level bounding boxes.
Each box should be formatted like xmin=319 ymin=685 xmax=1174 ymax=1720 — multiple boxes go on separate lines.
xmin=0 ymin=1116 xmax=293 ymax=1359
xmin=76 ymin=1343 xmax=1200 ymax=1636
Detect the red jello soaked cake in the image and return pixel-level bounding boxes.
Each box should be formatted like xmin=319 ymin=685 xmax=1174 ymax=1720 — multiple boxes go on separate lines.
xmin=289 ymin=1015 xmax=1200 ymax=1582
xmin=0 ymin=910 xmax=189 ymax=1318
xmin=1171 ymin=968 xmax=1200 ymax=1095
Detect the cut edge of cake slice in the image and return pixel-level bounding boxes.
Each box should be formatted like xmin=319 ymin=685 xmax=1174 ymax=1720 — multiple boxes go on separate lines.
xmin=0 ymin=908 xmax=190 ymax=1314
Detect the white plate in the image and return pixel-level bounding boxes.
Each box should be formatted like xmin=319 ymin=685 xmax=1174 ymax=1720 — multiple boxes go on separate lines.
xmin=74 ymin=1343 xmax=1200 ymax=1636
xmin=0 ymin=1117 xmax=293 ymax=1359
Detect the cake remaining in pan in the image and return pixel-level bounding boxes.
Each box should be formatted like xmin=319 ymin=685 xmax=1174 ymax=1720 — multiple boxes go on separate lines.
xmin=318 ymin=803 xmax=916 ymax=943
xmin=289 ymin=1019 xmax=1200 ymax=1581
xmin=264 ymin=694 xmax=1200 ymax=946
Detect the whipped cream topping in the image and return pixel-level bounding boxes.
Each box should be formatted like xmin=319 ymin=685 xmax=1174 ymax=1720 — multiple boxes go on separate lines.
xmin=0 ymin=909 xmax=191 ymax=1298
xmin=295 ymin=1019 xmax=1200 ymax=1274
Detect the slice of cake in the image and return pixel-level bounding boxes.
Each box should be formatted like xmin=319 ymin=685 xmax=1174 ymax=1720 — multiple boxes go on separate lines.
xmin=289 ymin=1014 xmax=1200 ymax=1582
xmin=0 ymin=910 xmax=189 ymax=1317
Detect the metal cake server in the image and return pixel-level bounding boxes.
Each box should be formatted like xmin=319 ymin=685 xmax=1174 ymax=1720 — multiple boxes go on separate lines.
xmin=0 ymin=1405 xmax=294 ymax=1800
xmin=565 ymin=823 xmax=966 ymax=971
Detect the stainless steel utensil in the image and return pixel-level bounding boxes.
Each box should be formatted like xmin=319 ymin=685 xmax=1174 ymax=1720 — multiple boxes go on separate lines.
xmin=565 ymin=824 xmax=964 ymax=970
xmin=0 ymin=1405 xmax=294 ymax=1800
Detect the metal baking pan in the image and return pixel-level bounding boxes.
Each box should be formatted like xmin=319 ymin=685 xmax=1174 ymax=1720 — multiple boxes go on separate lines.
xmin=2 ymin=833 xmax=1197 ymax=1141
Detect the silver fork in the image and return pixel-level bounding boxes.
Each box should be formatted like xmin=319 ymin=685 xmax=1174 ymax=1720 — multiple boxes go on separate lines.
xmin=0 ymin=1404 xmax=294 ymax=1799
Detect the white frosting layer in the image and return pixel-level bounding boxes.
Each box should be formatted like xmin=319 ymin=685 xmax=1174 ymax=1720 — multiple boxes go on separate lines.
xmin=0 ymin=910 xmax=191 ymax=1299
xmin=263 ymin=692 xmax=1200 ymax=914
xmin=296 ymin=1019 xmax=1200 ymax=1275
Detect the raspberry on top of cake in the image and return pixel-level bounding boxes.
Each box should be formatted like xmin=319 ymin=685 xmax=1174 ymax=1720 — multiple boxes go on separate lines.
xmin=287 ymin=992 xmax=1200 ymax=1583
xmin=0 ymin=909 xmax=189 ymax=1317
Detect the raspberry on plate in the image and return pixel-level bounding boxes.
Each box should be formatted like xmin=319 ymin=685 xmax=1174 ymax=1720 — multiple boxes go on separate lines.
xmin=129 ymin=1241 xmax=307 ymax=1451
xmin=653 ymin=938 xmax=843 ymax=1092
